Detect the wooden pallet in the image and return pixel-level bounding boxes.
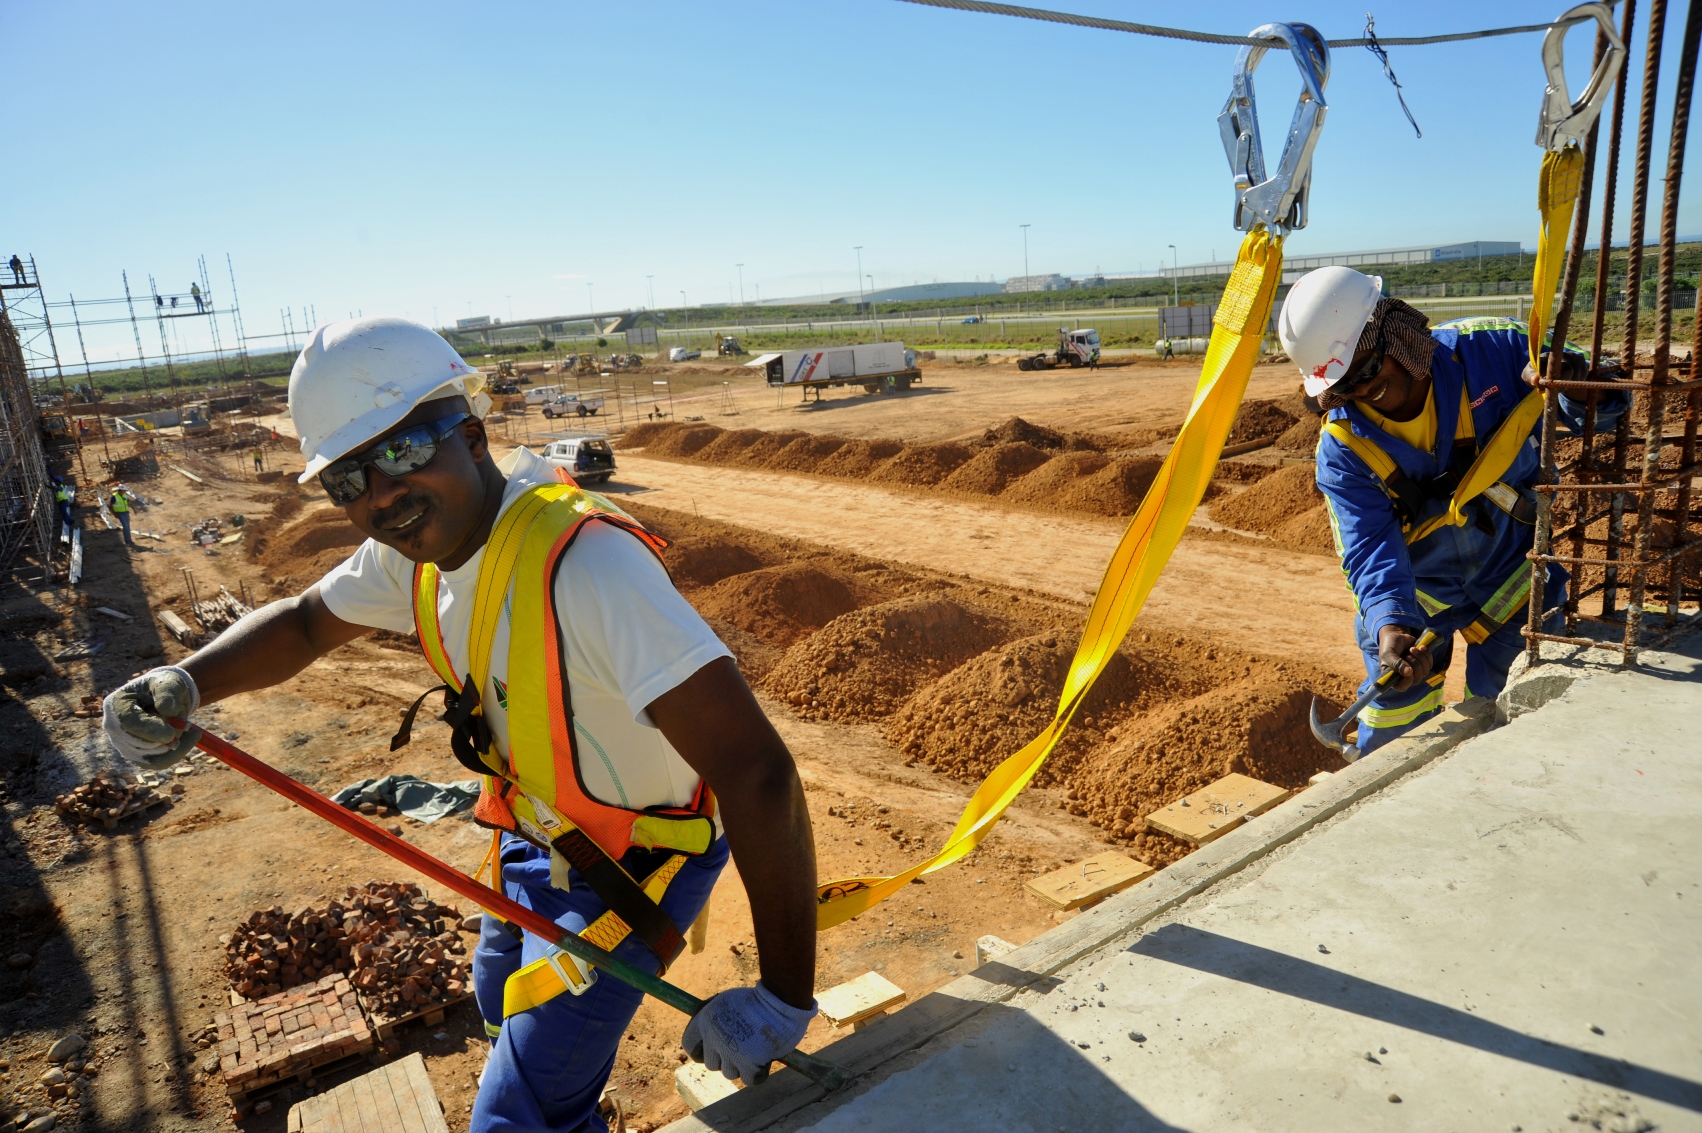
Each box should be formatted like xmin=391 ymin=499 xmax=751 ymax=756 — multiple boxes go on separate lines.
xmin=358 ymin=990 xmax=474 ymax=1042
xmin=1145 ymin=773 xmax=1291 ymax=845
xmin=286 ymin=1052 xmax=448 ymax=1133
xmin=1024 ymin=851 xmax=1155 ymax=911
xmin=234 ymin=1050 xmax=370 ymax=1113
xmin=217 ymin=974 xmax=373 ymax=1101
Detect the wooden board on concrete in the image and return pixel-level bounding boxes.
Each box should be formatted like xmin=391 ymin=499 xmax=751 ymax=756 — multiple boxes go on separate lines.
xmin=1024 ymin=851 xmax=1156 ymax=911
xmin=286 ymin=1052 xmax=447 ymax=1133
xmin=816 ymin=971 xmax=906 ymax=1029
xmin=675 ymin=1061 xmax=741 ymax=1112
xmin=1145 ymin=772 xmax=1291 ymax=845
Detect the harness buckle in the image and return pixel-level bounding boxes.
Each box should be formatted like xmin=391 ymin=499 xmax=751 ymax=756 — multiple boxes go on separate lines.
xmin=1217 ymin=22 xmax=1331 ymax=234
xmin=1536 ymin=3 xmax=1626 ymax=151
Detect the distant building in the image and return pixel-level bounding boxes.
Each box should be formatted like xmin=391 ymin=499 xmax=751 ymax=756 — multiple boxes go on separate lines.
xmin=1004 ymin=274 xmax=1072 ymax=294
xmin=457 ymin=315 xmax=492 ymax=329
xmin=865 ymin=281 xmax=1004 ymax=304
xmin=1101 ymin=241 xmax=1527 ymax=285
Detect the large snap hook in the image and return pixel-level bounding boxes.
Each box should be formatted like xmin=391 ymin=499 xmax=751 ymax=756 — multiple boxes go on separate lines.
xmin=1217 ymin=22 xmax=1331 ymax=234
xmin=1536 ymin=3 xmax=1626 ymax=151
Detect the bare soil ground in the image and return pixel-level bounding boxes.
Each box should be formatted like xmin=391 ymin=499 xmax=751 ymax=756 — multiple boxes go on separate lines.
xmin=2 ymin=357 xmax=1387 ymax=1132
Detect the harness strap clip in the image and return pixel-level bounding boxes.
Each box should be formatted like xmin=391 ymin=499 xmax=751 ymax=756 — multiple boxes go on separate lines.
xmin=1217 ymin=22 xmax=1330 ymax=234
xmin=1536 ymin=4 xmax=1627 ymax=151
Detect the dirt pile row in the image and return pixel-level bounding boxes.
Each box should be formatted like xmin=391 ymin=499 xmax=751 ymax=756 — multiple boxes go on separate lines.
xmin=620 ymin=418 xmax=1212 ymax=519
xmin=248 ymin=495 xmax=366 ymax=586
xmin=1210 ymin=464 xmax=1334 ymax=554
xmin=632 ymin=503 xmax=1359 ymax=863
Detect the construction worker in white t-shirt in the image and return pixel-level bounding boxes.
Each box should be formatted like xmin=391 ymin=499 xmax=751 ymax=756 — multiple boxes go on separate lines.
xmin=101 ymin=317 xmax=819 ymax=1131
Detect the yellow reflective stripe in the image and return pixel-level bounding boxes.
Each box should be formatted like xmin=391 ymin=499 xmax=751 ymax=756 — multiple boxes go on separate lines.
xmin=814 ymin=226 xmax=1285 ymax=929
xmin=414 ymin=564 xmax=459 ymax=689
xmin=1480 ymin=564 xmax=1533 ymax=625
xmin=499 ymin=853 xmax=688 ymax=1017
xmin=1321 ymin=496 xmax=1360 ymax=611
xmin=1414 ymin=589 xmax=1450 ymax=618
xmin=1358 ymin=686 xmax=1444 ymax=729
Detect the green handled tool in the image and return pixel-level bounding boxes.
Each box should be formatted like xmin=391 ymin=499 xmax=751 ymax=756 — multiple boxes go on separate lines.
xmin=1307 ymin=627 xmax=1441 ymax=762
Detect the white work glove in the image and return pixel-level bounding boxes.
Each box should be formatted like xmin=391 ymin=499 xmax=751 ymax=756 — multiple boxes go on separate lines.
xmin=682 ymin=981 xmax=816 ymax=1085
xmin=102 ymin=666 xmax=201 ymax=769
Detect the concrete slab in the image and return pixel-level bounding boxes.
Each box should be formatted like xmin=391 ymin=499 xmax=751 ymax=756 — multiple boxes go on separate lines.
xmin=725 ymin=637 xmax=1702 ymax=1132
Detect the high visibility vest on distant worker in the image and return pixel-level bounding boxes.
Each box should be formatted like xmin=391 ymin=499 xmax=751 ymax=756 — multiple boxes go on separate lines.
xmin=403 ymin=480 xmax=716 ymax=980
xmin=111 ymin=492 xmax=130 ymax=514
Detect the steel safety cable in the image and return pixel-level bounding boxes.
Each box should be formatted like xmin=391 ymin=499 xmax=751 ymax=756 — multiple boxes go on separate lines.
xmin=896 ymin=0 xmax=1609 ymax=48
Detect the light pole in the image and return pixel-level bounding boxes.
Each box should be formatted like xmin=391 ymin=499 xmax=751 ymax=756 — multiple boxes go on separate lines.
xmin=646 ymin=275 xmax=654 ymax=309
xmin=587 ymin=283 xmax=595 ymax=338
xmin=736 ymin=264 xmax=745 ymax=307
xmin=867 ymin=276 xmax=876 ymax=327
xmin=1168 ymin=245 xmax=1178 ymax=307
xmin=681 ymin=290 xmax=689 ymax=345
xmin=1020 ymin=223 xmax=1031 ymax=313
xmin=854 ymin=246 xmax=865 ymax=309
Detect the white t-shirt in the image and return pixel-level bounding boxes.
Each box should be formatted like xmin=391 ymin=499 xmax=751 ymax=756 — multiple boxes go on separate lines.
xmin=318 ymin=447 xmax=730 ymax=812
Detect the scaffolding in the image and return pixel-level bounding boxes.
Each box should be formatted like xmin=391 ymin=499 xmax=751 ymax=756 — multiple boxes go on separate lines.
xmin=0 ymin=308 xmax=54 ymax=573
xmin=1526 ymin=0 xmax=1702 ymax=667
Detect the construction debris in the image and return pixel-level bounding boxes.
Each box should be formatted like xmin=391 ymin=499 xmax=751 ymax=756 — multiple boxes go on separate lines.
xmin=158 ymin=608 xmax=200 ymax=646
xmin=1145 ymin=772 xmax=1290 ymax=845
xmin=55 ymin=772 xmax=169 ymax=830
xmin=223 ymin=882 xmax=469 ymax=1012
xmin=182 ymin=567 xmax=253 ymax=631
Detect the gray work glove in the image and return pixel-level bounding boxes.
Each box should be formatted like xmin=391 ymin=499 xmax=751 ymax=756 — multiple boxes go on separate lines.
xmin=102 ymin=666 xmax=202 ymax=769
xmin=682 ymin=981 xmax=816 ymax=1085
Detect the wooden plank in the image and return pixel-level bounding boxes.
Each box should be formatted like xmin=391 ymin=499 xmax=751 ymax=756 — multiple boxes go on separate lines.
xmin=1145 ymin=772 xmax=1292 ymax=845
xmin=1023 ymin=851 xmax=1155 ymax=911
xmin=815 ymin=971 xmax=906 ymax=1029
xmin=349 ymin=1064 xmax=384 ymax=1132
xmin=974 ymin=935 xmax=1017 ymax=967
xmin=675 ymin=1061 xmax=741 ymax=1111
xmin=333 ymin=1078 xmax=363 ymax=1133
xmin=169 ymin=464 xmax=206 ymax=484
xmin=403 ymin=1052 xmax=450 ymax=1133
xmin=159 ymin=609 xmax=197 ymax=645
xmin=375 ymin=1059 xmax=412 ymax=1133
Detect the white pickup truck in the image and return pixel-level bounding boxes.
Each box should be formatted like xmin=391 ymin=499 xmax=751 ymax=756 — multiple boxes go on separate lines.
xmin=542 ymin=393 xmax=606 ymax=419
xmin=541 ymin=436 xmax=616 ymax=484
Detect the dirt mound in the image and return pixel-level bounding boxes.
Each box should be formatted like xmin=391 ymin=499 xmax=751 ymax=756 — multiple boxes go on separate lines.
xmin=1054 ymin=457 xmax=1167 ymax=516
xmin=1213 ymin=461 xmax=1279 ymax=484
xmin=647 ymin=424 xmax=724 ymax=457
xmin=940 ymin=443 xmax=1053 ymax=495
xmin=1072 ymin=673 xmax=1343 ymax=866
xmin=1275 ymin=413 xmax=1322 ymax=451
xmin=693 ymin=562 xmax=861 ymax=647
xmin=664 ymin=537 xmax=767 ymax=588
xmin=1227 ymin=398 xmax=1300 ymax=444
xmin=1001 ymin=451 xmax=1110 ymax=504
xmin=869 ymin=442 xmax=976 ymax=487
xmin=815 ymin=439 xmax=905 ymax=478
xmin=252 ymin=506 xmax=366 ymax=582
xmin=762 ymin=594 xmax=1015 ymax=722
xmin=616 ymin=422 xmax=680 ymax=449
xmin=690 ymin=428 xmax=768 ymax=464
xmin=731 ymin=430 xmax=810 ymax=468
xmin=1209 ymin=464 xmax=1321 ymax=534
xmin=979 ymin=417 xmax=1067 ymax=450
xmin=1271 ymin=504 xmax=1335 ymax=555
xmin=765 ymin=434 xmax=849 ymax=473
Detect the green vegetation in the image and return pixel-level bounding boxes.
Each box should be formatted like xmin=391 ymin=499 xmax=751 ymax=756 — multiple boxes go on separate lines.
xmin=66 ymin=349 xmax=296 ymax=398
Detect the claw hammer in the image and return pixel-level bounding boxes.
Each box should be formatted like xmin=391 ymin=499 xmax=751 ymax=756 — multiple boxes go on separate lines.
xmin=1308 ymin=628 xmax=1439 ymax=763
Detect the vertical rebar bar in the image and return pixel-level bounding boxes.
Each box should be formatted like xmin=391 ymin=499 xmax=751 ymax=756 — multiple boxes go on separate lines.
xmin=1626 ymin=0 xmax=1702 ymax=661
xmin=1671 ymin=286 xmax=1702 ymax=621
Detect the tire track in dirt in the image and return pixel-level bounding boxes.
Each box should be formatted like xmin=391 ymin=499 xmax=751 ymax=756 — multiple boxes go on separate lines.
xmin=607 ymin=455 xmax=1365 ymax=679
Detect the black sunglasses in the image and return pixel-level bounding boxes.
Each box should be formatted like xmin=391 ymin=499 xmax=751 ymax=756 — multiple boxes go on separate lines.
xmin=318 ymin=412 xmax=470 ymax=505
xmin=1334 ymin=328 xmax=1387 ymax=398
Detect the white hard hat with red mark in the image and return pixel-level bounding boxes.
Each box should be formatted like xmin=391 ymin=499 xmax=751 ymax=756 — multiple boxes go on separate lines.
xmin=288 ymin=317 xmax=490 ymax=484
xmin=1277 ymin=266 xmax=1384 ymax=397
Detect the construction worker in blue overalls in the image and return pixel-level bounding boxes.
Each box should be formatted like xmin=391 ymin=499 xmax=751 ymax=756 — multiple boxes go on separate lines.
xmin=53 ymin=478 xmax=74 ymax=531
xmin=110 ymin=485 xmax=135 ymax=547
xmin=1278 ymin=267 xmax=1629 ymax=753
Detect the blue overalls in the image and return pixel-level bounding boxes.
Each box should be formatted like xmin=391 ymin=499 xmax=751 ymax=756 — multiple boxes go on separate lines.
xmin=1315 ymin=318 xmax=1628 ymax=753
xmin=471 ymin=833 xmax=727 ymax=1133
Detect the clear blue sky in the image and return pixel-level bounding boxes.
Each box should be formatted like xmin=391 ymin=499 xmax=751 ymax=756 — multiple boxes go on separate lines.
xmin=6 ymin=1 xmax=1698 ymax=363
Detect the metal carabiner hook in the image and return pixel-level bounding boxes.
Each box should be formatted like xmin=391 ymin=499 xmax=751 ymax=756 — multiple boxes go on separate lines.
xmin=1217 ymin=22 xmax=1331 ymax=235
xmin=1535 ymin=3 xmax=1626 ymax=151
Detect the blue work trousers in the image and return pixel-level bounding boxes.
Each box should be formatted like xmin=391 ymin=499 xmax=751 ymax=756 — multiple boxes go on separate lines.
xmin=471 ymin=832 xmax=727 ymax=1133
xmin=117 ymin=512 xmax=132 ymax=545
xmin=1352 ymin=618 xmax=1527 ymax=755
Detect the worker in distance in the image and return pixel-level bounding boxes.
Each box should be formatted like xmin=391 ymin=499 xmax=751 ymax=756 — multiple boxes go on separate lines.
xmin=103 ymin=318 xmax=819 ymax=1130
xmin=1279 ymin=267 xmax=1628 ymax=752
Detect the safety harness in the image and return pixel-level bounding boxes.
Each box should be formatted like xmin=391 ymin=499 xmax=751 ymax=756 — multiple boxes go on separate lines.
xmin=392 ymin=480 xmax=714 ymax=1016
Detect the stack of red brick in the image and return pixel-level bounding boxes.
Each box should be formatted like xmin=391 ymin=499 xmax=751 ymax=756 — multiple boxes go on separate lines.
xmin=214 ymin=973 xmax=372 ymax=1097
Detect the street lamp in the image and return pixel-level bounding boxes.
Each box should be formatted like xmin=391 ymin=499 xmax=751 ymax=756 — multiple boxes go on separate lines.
xmin=646 ymin=275 xmax=654 ymax=309
xmin=1020 ymin=223 xmax=1031 ymax=313
xmin=854 ymin=246 xmax=866 ymax=310
xmin=1168 ymin=244 xmax=1178 ymax=308
xmin=736 ymin=264 xmax=745 ymax=307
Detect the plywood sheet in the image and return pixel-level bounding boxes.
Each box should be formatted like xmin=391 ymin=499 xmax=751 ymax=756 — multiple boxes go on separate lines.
xmin=1145 ymin=772 xmax=1291 ymax=845
xmin=816 ymin=971 xmax=907 ymax=1029
xmin=285 ymin=1052 xmax=447 ymax=1133
xmin=1023 ymin=851 xmax=1155 ymax=910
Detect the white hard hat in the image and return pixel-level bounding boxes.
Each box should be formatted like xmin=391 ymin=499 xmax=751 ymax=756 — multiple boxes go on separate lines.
xmin=289 ymin=317 xmax=489 ymax=484
xmin=1277 ymin=267 xmax=1384 ymax=397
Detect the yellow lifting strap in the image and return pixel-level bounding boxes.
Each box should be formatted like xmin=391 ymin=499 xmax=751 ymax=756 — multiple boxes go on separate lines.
xmin=501 ymin=851 xmax=690 ymax=1016
xmin=812 ymin=227 xmax=1285 ymax=930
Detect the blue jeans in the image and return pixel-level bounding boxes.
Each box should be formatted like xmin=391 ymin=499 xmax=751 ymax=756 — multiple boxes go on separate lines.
xmin=117 ymin=512 xmax=132 ymax=545
xmin=471 ymin=833 xmax=727 ymax=1133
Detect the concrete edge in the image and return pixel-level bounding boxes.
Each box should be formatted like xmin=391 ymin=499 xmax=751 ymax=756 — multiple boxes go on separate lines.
xmin=661 ymin=696 xmax=1499 ymax=1133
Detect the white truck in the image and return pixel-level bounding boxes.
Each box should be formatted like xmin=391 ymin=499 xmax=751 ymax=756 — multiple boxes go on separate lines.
xmin=541 ymin=393 xmax=606 ymax=419
xmin=540 ymin=435 xmax=616 ymax=484
xmin=748 ymin=342 xmax=921 ymax=399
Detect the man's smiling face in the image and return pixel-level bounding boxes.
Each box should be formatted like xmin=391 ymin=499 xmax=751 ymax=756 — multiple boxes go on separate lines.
xmin=337 ymin=397 xmax=490 ymax=565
